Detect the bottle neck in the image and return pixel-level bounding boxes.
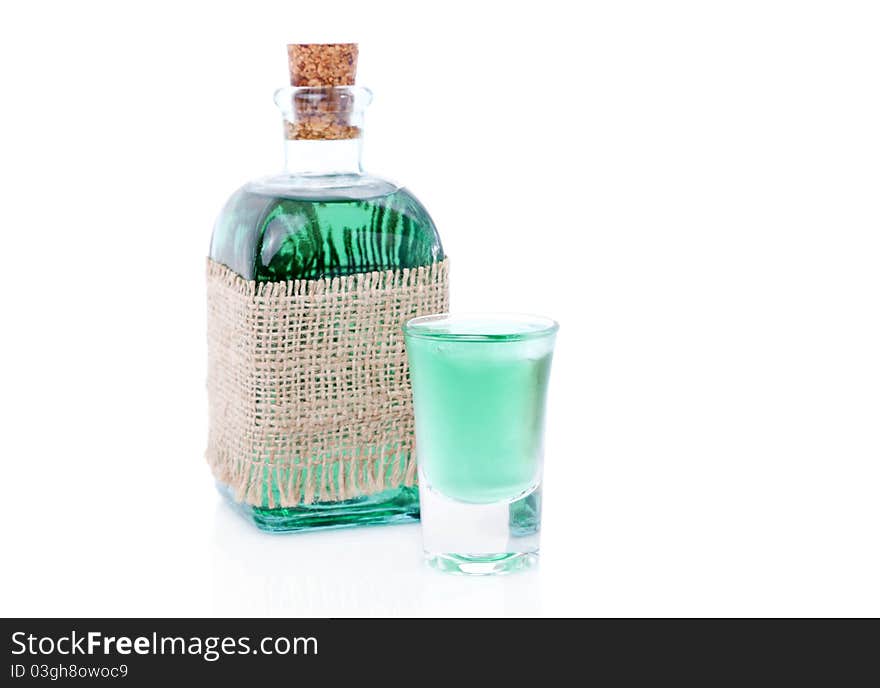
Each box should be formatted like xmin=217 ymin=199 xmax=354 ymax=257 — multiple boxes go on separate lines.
xmin=283 ymin=137 xmax=364 ymax=176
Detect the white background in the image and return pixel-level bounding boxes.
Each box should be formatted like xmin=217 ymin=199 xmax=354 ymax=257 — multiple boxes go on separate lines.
xmin=1 ymin=0 xmax=878 ymax=617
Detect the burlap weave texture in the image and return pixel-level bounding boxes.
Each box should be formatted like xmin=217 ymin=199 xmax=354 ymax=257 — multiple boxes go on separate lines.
xmin=206 ymin=258 xmax=449 ymax=507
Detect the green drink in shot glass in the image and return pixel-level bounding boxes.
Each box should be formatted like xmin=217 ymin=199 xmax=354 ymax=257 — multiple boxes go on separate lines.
xmin=404 ymin=313 xmax=558 ymax=575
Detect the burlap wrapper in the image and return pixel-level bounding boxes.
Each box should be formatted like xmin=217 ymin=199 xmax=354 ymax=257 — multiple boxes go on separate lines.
xmin=206 ymin=258 xmax=449 ymax=507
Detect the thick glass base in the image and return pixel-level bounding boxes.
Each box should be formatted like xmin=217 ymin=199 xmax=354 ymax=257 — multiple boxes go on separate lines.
xmin=419 ymin=473 xmax=542 ymax=576
xmin=424 ymin=551 xmax=538 ymax=576
xmin=218 ymin=482 xmax=420 ymax=533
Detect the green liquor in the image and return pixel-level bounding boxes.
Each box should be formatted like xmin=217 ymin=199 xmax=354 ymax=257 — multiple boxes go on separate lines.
xmin=404 ymin=314 xmax=558 ymax=575
xmin=210 ymin=185 xmax=442 ymax=282
xmin=404 ymin=316 xmax=555 ymax=503
xmin=206 ymin=43 xmax=446 ymax=533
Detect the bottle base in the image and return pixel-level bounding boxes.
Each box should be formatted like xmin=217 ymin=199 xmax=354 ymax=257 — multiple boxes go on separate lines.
xmin=424 ymin=551 xmax=538 ymax=576
xmin=218 ymin=482 xmax=420 ymax=533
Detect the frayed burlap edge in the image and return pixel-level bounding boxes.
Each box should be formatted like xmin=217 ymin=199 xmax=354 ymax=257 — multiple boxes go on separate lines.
xmin=206 ymin=258 xmax=449 ymax=507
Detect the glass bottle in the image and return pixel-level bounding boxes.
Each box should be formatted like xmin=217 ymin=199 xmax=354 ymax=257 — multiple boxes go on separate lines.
xmin=207 ymin=44 xmax=445 ymax=532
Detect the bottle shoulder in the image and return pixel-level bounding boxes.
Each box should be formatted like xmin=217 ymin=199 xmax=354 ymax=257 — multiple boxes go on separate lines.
xmin=242 ymin=172 xmax=401 ymax=201
xmin=210 ymin=174 xmax=444 ymax=281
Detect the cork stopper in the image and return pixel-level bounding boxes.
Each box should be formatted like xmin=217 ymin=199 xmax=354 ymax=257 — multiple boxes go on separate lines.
xmin=287 ymin=43 xmax=358 ymax=86
xmin=284 ymin=44 xmax=361 ymax=141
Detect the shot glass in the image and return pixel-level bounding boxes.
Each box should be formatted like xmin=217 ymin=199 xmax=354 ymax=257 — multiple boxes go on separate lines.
xmin=404 ymin=313 xmax=558 ymax=575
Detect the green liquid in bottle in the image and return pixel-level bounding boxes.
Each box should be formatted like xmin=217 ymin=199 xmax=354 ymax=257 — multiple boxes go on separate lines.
xmin=211 ymin=185 xmax=443 ymax=281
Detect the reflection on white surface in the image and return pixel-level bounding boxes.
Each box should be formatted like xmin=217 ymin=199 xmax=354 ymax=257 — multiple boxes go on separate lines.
xmin=211 ymin=499 xmax=542 ymax=617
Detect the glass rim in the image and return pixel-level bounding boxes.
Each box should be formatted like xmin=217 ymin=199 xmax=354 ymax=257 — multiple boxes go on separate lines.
xmin=403 ymin=312 xmax=559 ymax=343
